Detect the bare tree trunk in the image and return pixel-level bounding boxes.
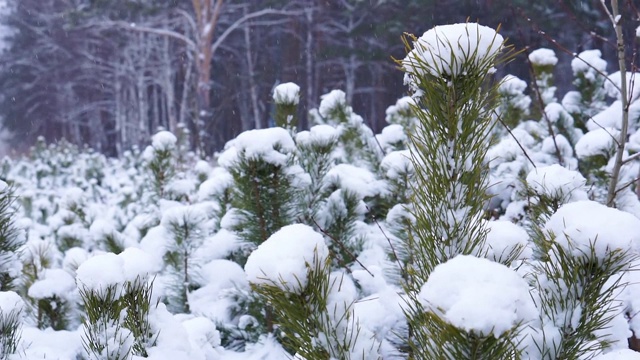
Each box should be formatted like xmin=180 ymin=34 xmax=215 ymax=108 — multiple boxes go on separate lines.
xmin=243 ymin=6 xmax=261 ymax=130
xmin=304 ymin=7 xmax=315 ymax=126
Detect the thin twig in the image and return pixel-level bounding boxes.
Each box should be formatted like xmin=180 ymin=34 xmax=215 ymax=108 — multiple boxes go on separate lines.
xmin=366 ymin=205 xmax=406 ymax=277
xmin=310 ymin=218 xmax=374 ymax=277
xmin=493 ymin=110 xmax=537 ymax=168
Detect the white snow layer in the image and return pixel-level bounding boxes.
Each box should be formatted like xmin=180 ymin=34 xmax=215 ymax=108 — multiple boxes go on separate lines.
xmin=484 ymin=220 xmax=532 ymax=262
xmin=76 ymin=248 xmax=160 ymax=297
xmin=245 ymin=224 xmax=329 ymax=294
xmin=572 ymin=49 xmax=607 ymax=77
xmin=545 ymin=200 xmax=640 ymax=260
xmin=419 ymin=255 xmax=536 ymax=336
xmin=575 ymin=128 xmax=619 ymax=159
xmin=273 ymin=82 xmax=300 ymax=105
xmin=319 ymin=89 xmax=347 ymax=118
xmin=218 ymin=127 xmax=295 ymax=167
xmin=403 ymin=23 xmax=504 ymax=79
xmin=529 ymin=48 xmax=558 ymax=66
xmin=525 ymin=164 xmax=588 ymax=201
xmin=151 ymin=131 xmax=178 ymax=152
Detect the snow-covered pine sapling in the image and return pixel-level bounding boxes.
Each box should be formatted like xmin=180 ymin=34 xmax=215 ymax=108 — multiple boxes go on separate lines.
xmin=0 ymin=292 xmax=24 ymax=360
xmin=384 ymin=96 xmax=419 ymax=138
xmin=245 ymin=224 xmax=379 ymax=359
xmin=273 ymin=82 xmax=300 ymax=132
xmin=562 ymin=50 xmax=608 ymax=132
xmin=197 ymin=167 xmax=234 ymax=233
xmin=315 ymin=90 xmax=382 ymax=170
xmin=0 ymin=182 xmax=24 ymax=291
xmin=158 ymin=205 xmax=207 ymax=313
xmin=27 ymin=268 xmax=76 ymax=330
xmin=522 ymin=165 xmax=589 ymax=258
xmin=295 ymin=125 xmax=340 ymax=224
xmin=531 ymin=201 xmax=640 ymax=359
xmin=145 ymin=131 xmax=178 ymax=200
xmin=218 ymin=127 xmax=305 ymax=256
xmin=529 ymin=48 xmax=559 ymax=112
xmin=401 ymin=23 xmax=520 ymax=358
xmin=543 ymin=103 xmax=582 ymax=148
xmin=319 ymin=164 xmax=384 ymax=267
xmin=496 ymin=75 xmax=532 ymax=132
xmin=77 ymin=249 xmax=159 ymax=359
xmin=415 ymin=255 xmax=536 ymax=359
xmin=401 ymin=22 xmax=512 ymax=280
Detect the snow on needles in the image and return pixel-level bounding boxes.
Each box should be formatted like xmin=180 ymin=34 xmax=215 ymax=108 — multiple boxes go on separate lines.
xmin=76 ymin=248 xmax=160 ymax=298
xmin=245 ymin=224 xmax=328 ymax=294
xmin=273 ymin=82 xmax=300 ymax=105
xmin=403 ymin=23 xmax=503 ymax=84
xmin=419 ymin=255 xmax=536 ymax=337
xmin=218 ymin=127 xmax=295 ymax=167
xmin=545 ymin=200 xmax=640 ymax=260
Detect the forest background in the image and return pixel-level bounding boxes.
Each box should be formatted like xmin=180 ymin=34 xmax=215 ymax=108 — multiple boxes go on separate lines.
xmin=0 ymin=0 xmax=638 ymax=156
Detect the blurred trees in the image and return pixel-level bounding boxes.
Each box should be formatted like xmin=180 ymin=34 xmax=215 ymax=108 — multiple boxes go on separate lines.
xmin=0 ymin=0 xmax=634 ymax=156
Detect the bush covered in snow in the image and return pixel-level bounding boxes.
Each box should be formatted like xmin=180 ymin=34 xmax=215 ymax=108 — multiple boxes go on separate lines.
xmin=0 ymin=20 xmax=638 ymax=360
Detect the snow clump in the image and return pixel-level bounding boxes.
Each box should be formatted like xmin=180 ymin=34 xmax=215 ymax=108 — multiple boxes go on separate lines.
xmin=545 ymin=200 xmax=640 ymax=260
xmin=529 ymin=48 xmax=558 ymax=66
xmin=403 ymin=23 xmax=504 ymax=80
xmin=319 ymin=89 xmax=347 ymax=118
xmin=526 ymin=165 xmax=588 ymax=202
xmin=151 ymin=131 xmax=177 ymax=152
xmin=218 ymin=127 xmax=295 ymax=167
xmin=273 ymin=82 xmax=300 ymax=105
xmin=245 ymin=224 xmax=329 ymax=294
xmin=419 ymin=255 xmax=536 ymax=336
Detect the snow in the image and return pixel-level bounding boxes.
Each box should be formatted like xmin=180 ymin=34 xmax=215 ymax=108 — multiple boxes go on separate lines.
xmin=595 ymin=349 xmax=640 ymax=360
xmin=418 ymin=255 xmax=536 ymax=336
xmin=295 ymin=124 xmax=339 ymax=146
xmin=529 ymin=48 xmax=558 ymax=66
xmin=545 ymin=200 xmax=640 ymax=260
xmin=525 ymin=164 xmax=588 ymax=202
xmin=319 ymin=89 xmax=347 ymax=118
xmin=500 ymin=74 xmax=528 ymax=94
xmin=151 ymin=131 xmax=177 ymax=152
xmin=572 ymin=49 xmax=607 ymax=77
xmin=575 ymin=128 xmax=619 ymax=159
xmin=403 ymin=23 xmax=504 ymax=79
xmin=28 ymin=268 xmax=76 ymax=300
xmin=323 ymin=163 xmax=385 ymax=199
xmin=0 ymin=291 xmax=24 ymax=314
xmin=637 ymin=25 xmax=640 ymax=39
xmin=244 ymin=224 xmax=328 ymax=294
xmin=76 ymin=248 xmax=160 ymax=297
xmin=380 ymin=150 xmax=413 ymax=180
xmin=273 ymin=82 xmax=300 ymax=105
xmin=484 ymin=220 xmax=532 ymax=262
xmin=218 ymin=127 xmax=295 ymax=167
xmin=605 ymin=71 xmax=640 ymax=102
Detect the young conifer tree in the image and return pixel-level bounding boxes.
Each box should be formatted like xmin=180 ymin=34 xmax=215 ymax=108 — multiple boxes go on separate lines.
xmin=401 ymin=23 xmax=524 ymax=358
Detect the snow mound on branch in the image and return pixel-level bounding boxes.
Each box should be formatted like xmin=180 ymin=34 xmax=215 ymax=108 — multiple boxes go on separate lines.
xmin=151 ymin=131 xmax=177 ymax=152
xmin=296 ymin=124 xmax=339 ymax=146
xmin=605 ymin=71 xmax=640 ymax=102
xmin=485 ymin=220 xmax=531 ymax=262
xmin=529 ymin=48 xmax=558 ymax=66
xmin=572 ymin=49 xmax=607 ymax=77
xmin=76 ymin=248 xmax=160 ymax=297
xmin=245 ymin=224 xmax=328 ymax=294
xmin=273 ymin=82 xmax=300 ymax=105
xmin=594 ymin=349 xmax=640 ymax=360
xmin=323 ymin=163 xmax=386 ymax=198
xmin=218 ymin=127 xmax=295 ymax=167
xmin=0 ymin=291 xmax=24 ymax=314
xmin=526 ymin=165 xmax=588 ymax=201
xmin=28 ymin=269 xmax=76 ymax=300
xmin=403 ymin=23 xmax=504 ymax=79
xmin=319 ymin=90 xmax=347 ymax=118
xmin=381 ymin=150 xmax=413 ymax=180
xmin=575 ymin=128 xmax=618 ymax=159
xmin=545 ymin=200 xmax=640 ymax=260
xmin=419 ymin=255 xmax=536 ymax=336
